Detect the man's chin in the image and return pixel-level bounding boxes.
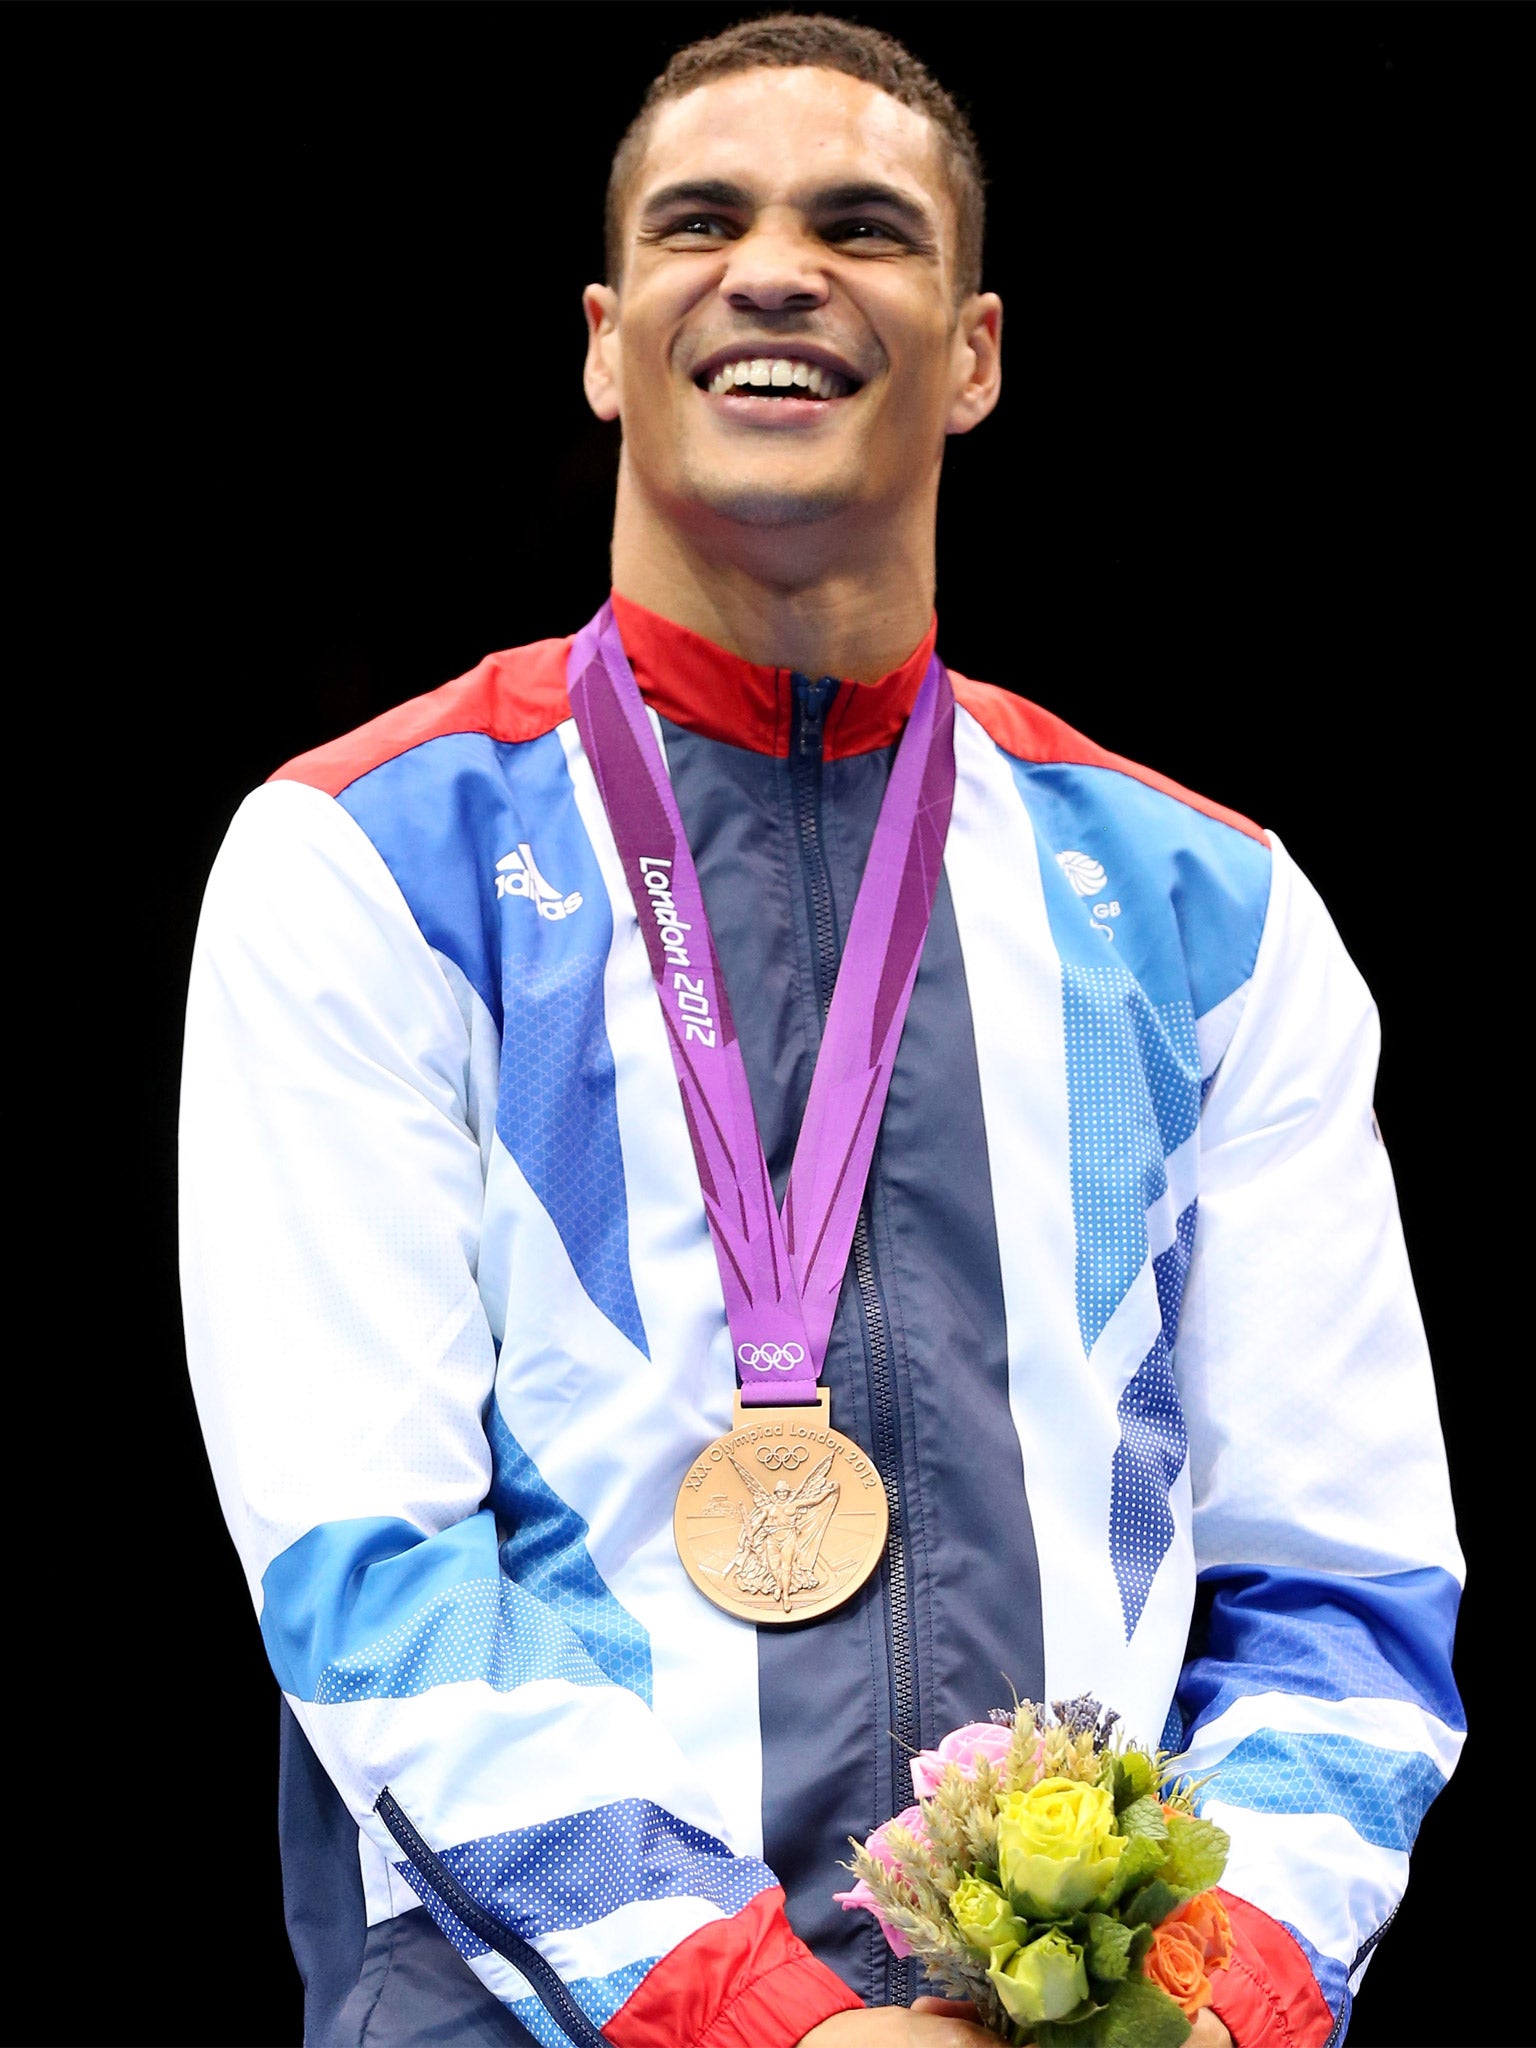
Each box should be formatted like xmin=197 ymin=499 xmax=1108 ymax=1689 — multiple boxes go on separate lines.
xmin=676 ymin=460 xmax=861 ymax=530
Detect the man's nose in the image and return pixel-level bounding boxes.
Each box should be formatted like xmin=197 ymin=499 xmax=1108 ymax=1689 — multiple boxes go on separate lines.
xmin=719 ymin=219 xmax=829 ymax=314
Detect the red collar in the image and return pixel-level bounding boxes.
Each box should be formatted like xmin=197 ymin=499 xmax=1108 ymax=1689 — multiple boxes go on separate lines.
xmin=610 ymin=591 xmax=937 ymax=761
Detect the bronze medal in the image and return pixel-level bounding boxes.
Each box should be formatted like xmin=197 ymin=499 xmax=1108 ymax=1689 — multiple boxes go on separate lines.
xmin=674 ymin=1392 xmax=890 ymax=1625
xmin=572 ymin=613 xmax=953 ymax=1630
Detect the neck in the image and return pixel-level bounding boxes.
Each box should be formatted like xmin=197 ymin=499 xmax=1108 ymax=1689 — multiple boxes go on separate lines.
xmin=607 ymin=458 xmax=937 ymax=683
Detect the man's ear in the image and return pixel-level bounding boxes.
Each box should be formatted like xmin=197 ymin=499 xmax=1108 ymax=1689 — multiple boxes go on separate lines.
xmin=583 ymin=284 xmax=622 ymax=422
xmin=945 ymin=292 xmax=1003 ymax=437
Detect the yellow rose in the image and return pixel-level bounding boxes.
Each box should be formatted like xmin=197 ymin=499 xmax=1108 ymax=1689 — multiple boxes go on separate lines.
xmin=950 ymin=1876 xmax=1026 ymax=1957
xmin=996 ymin=1776 xmax=1127 ymax=1917
xmin=988 ymin=1927 xmax=1090 ymax=2024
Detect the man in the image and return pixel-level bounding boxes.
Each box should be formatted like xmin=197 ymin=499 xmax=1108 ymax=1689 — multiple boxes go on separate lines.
xmin=180 ymin=16 xmax=1462 ymax=2048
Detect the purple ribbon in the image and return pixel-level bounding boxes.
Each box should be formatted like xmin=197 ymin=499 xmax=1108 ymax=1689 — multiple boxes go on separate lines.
xmin=568 ymin=603 xmax=955 ymax=1406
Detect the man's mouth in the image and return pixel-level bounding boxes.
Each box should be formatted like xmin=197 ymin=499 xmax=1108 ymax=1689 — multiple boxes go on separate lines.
xmin=697 ymin=355 xmax=859 ymax=400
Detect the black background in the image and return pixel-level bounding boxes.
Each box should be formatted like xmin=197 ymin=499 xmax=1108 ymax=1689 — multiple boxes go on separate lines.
xmin=11 ymin=4 xmax=1522 ymax=2045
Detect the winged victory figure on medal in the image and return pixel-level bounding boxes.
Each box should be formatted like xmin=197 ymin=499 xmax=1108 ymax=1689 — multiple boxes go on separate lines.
xmin=722 ymin=1451 xmax=841 ymax=1613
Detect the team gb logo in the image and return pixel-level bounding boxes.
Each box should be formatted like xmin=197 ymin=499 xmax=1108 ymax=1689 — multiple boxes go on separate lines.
xmin=1057 ymin=850 xmax=1107 ymax=897
xmin=1056 ymin=850 xmax=1121 ymax=939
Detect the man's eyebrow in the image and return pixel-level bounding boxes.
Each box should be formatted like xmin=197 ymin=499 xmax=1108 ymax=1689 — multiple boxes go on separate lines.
xmin=638 ymin=178 xmax=754 ymax=219
xmin=808 ymin=180 xmax=935 ymax=233
xmin=636 ymin=176 xmax=937 ymax=235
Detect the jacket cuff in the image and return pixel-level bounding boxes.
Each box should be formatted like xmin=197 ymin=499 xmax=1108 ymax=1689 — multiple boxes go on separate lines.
xmin=1209 ymin=1889 xmax=1338 ymax=2048
xmin=604 ymin=1886 xmax=863 ymax=2048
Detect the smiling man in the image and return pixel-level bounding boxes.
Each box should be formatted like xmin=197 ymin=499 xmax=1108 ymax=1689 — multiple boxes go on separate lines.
xmin=181 ymin=16 xmax=1462 ymax=2048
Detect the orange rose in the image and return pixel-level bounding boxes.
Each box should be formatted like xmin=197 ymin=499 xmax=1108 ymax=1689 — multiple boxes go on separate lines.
xmin=1164 ymin=1892 xmax=1233 ymax=1974
xmin=1145 ymin=1921 xmax=1213 ymax=2019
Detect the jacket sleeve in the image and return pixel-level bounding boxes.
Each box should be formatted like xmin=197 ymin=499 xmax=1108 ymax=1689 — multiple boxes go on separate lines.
xmin=1173 ymin=834 xmax=1464 ymax=2048
xmin=179 ymin=782 xmax=860 ymax=2048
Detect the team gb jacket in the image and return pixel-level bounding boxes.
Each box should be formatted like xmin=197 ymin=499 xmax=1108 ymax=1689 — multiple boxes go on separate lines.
xmin=180 ymin=595 xmax=1463 ymax=2048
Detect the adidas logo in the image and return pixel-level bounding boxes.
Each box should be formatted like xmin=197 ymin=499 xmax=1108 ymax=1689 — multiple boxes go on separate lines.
xmin=494 ymin=843 xmax=583 ymax=921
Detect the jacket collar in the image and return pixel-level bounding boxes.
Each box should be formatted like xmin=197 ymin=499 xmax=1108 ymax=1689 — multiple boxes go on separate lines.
xmin=610 ymin=591 xmax=937 ymax=761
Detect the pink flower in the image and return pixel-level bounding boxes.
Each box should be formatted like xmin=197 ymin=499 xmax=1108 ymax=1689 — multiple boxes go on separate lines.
xmin=866 ymin=1805 xmax=929 ymax=1870
xmin=910 ymin=1720 xmax=1021 ymax=1801
xmin=834 ymin=1808 xmax=930 ymax=1959
xmin=832 ymin=1876 xmax=914 ymax=1958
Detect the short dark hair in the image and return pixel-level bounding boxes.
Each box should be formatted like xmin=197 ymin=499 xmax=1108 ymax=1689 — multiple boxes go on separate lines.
xmin=605 ymin=12 xmax=985 ymax=299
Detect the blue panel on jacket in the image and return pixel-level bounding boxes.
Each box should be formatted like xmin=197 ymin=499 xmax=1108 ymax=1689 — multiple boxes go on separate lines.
xmin=1181 ymin=1563 xmax=1465 ymax=1732
xmin=412 ymin=1798 xmax=776 ymax=1950
xmin=1009 ymin=759 xmax=1271 ymax=1022
xmin=1001 ymin=755 xmax=1268 ymax=1356
xmin=393 ymin=1810 xmax=774 ymax=1982
xmin=339 ymin=729 xmax=648 ymax=1356
xmin=1061 ymin=962 xmax=1199 ymax=1351
xmin=389 ymin=1852 xmax=660 ymax=2041
xmin=1110 ymin=1202 xmax=1198 ymax=1638
xmin=487 ymin=1397 xmax=652 ymax=1704
xmin=511 ymin=1961 xmax=656 ymax=2046
xmin=262 ymin=1513 xmax=612 ymax=1702
xmin=1279 ymin=1919 xmax=1351 ymax=2031
xmin=1206 ymin=1728 xmax=1446 ymax=1852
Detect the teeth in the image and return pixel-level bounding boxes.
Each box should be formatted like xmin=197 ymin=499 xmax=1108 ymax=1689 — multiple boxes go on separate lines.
xmin=704 ymin=357 xmax=849 ymax=398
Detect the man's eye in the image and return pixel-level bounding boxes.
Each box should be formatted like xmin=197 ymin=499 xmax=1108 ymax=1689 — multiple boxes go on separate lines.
xmin=825 ymin=219 xmax=904 ymax=247
xmin=663 ymin=214 xmax=730 ymax=239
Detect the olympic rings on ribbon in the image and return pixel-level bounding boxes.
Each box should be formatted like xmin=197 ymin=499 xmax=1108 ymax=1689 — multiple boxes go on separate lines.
xmin=755 ymin=1444 xmax=809 ymax=1471
xmin=736 ymin=1341 xmax=807 ymax=1373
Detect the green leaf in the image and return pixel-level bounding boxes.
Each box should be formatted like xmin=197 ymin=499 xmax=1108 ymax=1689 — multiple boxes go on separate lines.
xmin=1116 ymin=1795 xmax=1169 ymax=1843
xmin=1112 ymin=1752 xmax=1157 ymax=1812
xmin=1097 ymin=1975 xmax=1193 ymax=2048
xmin=1122 ymin=1879 xmax=1185 ymax=1928
xmin=1128 ymin=1923 xmax=1154 ymax=1967
xmin=1097 ymin=1833 xmax=1165 ymax=1908
xmin=1035 ymin=1976 xmax=1190 ymax=2048
xmin=1161 ymin=1813 xmax=1230 ymax=1894
xmin=1035 ymin=2005 xmax=1113 ymax=2048
xmin=1085 ymin=1914 xmax=1134 ymax=1983
xmin=1060 ymin=1998 xmax=1105 ymax=2023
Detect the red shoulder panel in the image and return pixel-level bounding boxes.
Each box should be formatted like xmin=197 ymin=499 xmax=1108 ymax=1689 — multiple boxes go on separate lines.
xmin=949 ymin=672 xmax=1268 ymax=845
xmin=269 ymin=636 xmax=574 ymax=798
xmin=1208 ymin=1890 xmax=1337 ymax=2048
xmin=604 ymin=1887 xmax=860 ymax=2048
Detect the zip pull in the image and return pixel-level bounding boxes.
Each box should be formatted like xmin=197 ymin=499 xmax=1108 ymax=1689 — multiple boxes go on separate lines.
xmin=792 ymin=673 xmax=839 ymax=757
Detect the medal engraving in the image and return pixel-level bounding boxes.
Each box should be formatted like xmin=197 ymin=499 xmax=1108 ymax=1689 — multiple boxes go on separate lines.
xmin=674 ymin=1394 xmax=889 ymax=1624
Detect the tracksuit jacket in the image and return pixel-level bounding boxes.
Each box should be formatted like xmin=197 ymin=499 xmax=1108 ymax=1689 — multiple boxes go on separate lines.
xmin=180 ymin=594 xmax=1464 ymax=2048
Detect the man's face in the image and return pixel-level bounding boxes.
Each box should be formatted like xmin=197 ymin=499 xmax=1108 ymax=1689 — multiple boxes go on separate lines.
xmin=585 ymin=68 xmax=1000 ymax=533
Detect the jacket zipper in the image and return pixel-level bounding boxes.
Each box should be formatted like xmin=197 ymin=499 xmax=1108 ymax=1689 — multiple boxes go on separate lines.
xmin=376 ymin=1788 xmax=607 ymax=2048
xmin=790 ymin=674 xmax=918 ymax=2008
xmin=1324 ymin=1905 xmax=1394 ymax=2048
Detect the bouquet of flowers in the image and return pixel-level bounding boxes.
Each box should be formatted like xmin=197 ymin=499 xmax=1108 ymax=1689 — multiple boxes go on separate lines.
xmin=834 ymin=1697 xmax=1232 ymax=2047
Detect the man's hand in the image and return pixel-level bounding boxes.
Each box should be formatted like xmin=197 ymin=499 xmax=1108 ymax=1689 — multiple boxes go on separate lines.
xmin=800 ymin=1999 xmax=1234 ymax=2047
xmin=1188 ymin=2014 xmax=1232 ymax=2048
xmin=799 ymin=1998 xmax=995 ymax=2045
